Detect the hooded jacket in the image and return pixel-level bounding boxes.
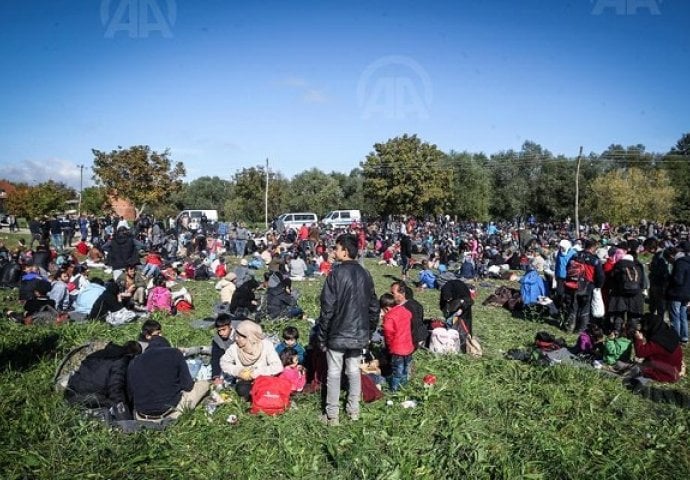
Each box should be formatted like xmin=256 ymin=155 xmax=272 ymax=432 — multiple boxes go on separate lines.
xmin=106 ymin=229 xmax=139 ymax=270
xmin=317 ymin=260 xmax=379 ymax=351
xmin=666 ymin=255 xmax=690 ymax=302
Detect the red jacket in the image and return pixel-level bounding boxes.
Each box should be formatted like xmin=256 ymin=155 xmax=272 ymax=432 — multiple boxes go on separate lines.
xmin=383 ymin=305 xmax=415 ymax=356
xmin=634 ymin=338 xmax=683 ymax=383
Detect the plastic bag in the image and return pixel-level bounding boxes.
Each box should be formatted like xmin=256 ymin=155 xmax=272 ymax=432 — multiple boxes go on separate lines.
xmin=591 ymin=288 xmax=605 ymax=318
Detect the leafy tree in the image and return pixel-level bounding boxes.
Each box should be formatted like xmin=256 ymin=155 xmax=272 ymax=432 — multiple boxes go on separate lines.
xmin=662 ymin=133 xmax=690 ymax=220
xmin=585 ymin=168 xmax=675 ymax=225
xmin=79 ymin=186 xmax=111 ymax=216
xmin=224 ymin=166 xmax=288 ymax=224
xmin=445 ymin=151 xmax=491 ymax=221
xmin=287 ymin=168 xmax=343 ymax=216
xmin=531 ymin=157 xmax=577 ymax=221
xmin=91 ymin=145 xmax=186 ymax=217
xmin=7 ymin=181 xmax=75 ymax=219
xmin=177 ymin=176 xmax=231 ymax=218
xmin=361 ymin=134 xmax=452 ymax=217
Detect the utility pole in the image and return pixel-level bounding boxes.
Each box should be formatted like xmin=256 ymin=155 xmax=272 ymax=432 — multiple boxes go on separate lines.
xmin=574 ymin=146 xmax=583 ymax=237
xmin=77 ymin=164 xmax=85 ymax=216
xmin=265 ymin=158 xmax=269 ymax=230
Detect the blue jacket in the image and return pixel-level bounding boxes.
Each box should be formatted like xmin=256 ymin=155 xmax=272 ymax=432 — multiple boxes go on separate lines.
xmin=419 ymin=269 xmax=437 ymax=289
xmin=520 ymin=270 xmax=546 ymax=306
xmin=555 ymin=249 xmax=576 ymax=280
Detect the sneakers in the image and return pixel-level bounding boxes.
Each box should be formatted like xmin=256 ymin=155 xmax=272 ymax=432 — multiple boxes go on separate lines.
xmin=320 ymin=414 xmax=339 ymax=427
xmin=348 ymin=412 xmax=359 ymax=421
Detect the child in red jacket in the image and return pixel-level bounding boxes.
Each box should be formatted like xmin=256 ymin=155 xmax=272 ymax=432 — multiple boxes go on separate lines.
xmin=380 ymin=293 xmax=414 ymax=391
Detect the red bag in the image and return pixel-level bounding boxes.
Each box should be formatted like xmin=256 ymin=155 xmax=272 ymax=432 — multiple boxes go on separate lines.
xmin=361 ymin=374 xmax=383 ymax=403
xmin=250 ymin=376 xmax=293 ymax=415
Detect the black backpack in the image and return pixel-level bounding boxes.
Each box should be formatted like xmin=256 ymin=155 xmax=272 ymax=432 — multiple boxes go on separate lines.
xmin=617 ymin=260 xmax=641 ymax=295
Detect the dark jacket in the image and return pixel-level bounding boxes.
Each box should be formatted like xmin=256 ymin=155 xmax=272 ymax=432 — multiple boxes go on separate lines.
xmin=230 ymin=278 xmax=259 ymax=313
xmin=66 ymin=342 xmax=134 ymax=408
xmin=439 ymin=279 xmax=474 ymax=320
xmin=106 ymin=230 xmax=139 ymax=270
xmin=211 ymin=333 xmax=234 ymax=380
xmin=402 ymin=298 xmax=426 ymax=347
xmin=127 ymin=336 xmax=193 ymax=416
xmin=317 ymin=260 xmax=379 ymax=351
xmin=666 ymin=255 xmax=690 ymax=302
xmin=89 ymin=283 xmax=123 ymax=320
xmin=266 ymin=285 xmax=297 ymax=319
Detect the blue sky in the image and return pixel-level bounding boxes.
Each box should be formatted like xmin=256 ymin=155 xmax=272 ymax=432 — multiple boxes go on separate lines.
xmin=1 ymin=0 xmax=688 ymax=189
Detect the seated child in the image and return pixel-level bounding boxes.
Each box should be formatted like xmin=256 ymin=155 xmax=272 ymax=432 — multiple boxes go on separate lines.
xmin=146 ymin=275 xmax=173 ymax=314
xmin=275 ymin=326 xmax=306 ymax=364
xmin=380 ymin=293 xmax=414 ymax=391
xmin=277 ymin=347 xmax=306 ymax=393
xmin=142 ymin=249 xmax=163 ymax=278
xmin=211 ymin=314 xmax=235 ymax=386
xmin=8 ymin=279 xmax=55 ymax=324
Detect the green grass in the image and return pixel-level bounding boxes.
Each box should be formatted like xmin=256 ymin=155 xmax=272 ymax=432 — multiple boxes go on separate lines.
xmin=1 ymin=241 xmax=689 ymax=479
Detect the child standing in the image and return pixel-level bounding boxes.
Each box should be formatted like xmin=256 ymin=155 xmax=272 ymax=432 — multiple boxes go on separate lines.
xmin=380 ymin=293 xmax=415 ymax=391
xmin=278 ymin=347 xmax=306 ymax=392
xmin=275 ymin=326 xmax=306 ymax=364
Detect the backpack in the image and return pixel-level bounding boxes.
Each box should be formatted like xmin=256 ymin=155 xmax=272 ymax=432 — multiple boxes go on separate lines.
xmin=250 ymin=376 xmax=293 ymax=415
xmin=429 ymin=327 xmax=460 ymax=354
xmin=564 ymin=256 xmax=594 ymax=294
xmin=53 ymin=340 xmax=110 ymax=392
xmin=619 ymin=262 xmax=641 ymax=295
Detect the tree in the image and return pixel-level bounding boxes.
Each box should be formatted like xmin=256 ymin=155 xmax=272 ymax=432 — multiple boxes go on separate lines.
xmin=80 ymin=186 xmax=111 ymax=216
xmin=662 ymin=133 xmax=690 ymax=220
xmin=361 ymin=134 xmax=452 ymax=218
xmin=224 ymin=166 xmax=288 ymax=224
xmin=585 ymin=168 xmax=675 ymax=225
xmin=177 ymin=176 xmax=232 ymax=218
xmin=445 ymin=151 xmax=491 ymax=221
xmin=6 ymin=181 xmax=75 ymax=219
xmin=286 ymin=168 xmax=343 ymax=215
xmin=91 ymin=145 xmax=186 ymax=217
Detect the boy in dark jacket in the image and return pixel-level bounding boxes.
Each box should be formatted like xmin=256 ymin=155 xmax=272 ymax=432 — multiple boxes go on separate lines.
xmin=211 ymin=314 xmax=235 ymax=386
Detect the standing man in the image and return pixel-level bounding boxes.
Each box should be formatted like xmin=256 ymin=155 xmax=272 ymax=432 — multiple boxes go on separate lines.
xmin=317 ymin=234 xmax=379 ymax=426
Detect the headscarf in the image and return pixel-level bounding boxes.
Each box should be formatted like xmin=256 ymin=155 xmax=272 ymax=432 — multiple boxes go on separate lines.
xmin=642 ymin=314 xmax=680 ymax=353
xmin=235 ymin=320 xmax=264 ymax=366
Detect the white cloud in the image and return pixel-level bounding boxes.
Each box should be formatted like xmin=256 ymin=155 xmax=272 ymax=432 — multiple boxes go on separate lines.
xmin=278 ymin=76 xmax=330 ymax=104
xmin=1 ymin=158 xmax=92 ymax=190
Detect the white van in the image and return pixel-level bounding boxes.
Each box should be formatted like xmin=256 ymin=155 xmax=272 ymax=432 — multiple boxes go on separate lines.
xmin=176 ymin=209 xmax=218 ymax=230
xmin=322 ymin=210 xmax=361 ymax=228
xmin=276 ymin=212 xmax=318 ymax=232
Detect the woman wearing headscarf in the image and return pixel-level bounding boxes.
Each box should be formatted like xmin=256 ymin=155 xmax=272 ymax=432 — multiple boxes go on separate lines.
xmin=633 ymin=314 xmax=683 ymax=383
xmin=220 ymin=320 xmax=283 ymax=400
xmin=89 ymin=281 xmax=123 ymax=320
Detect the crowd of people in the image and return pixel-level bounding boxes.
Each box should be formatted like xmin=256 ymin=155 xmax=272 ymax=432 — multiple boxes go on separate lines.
xmin=1 ymin=211 xmax=688 ymax=425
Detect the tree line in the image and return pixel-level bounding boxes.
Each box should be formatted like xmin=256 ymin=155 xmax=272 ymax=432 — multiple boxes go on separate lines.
xmin=3 ymin=132 xmax=689 ymax=225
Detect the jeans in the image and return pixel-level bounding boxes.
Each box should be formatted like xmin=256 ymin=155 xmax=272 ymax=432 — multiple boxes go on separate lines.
xmin=668 ymin=301 xmax=689 ymax=342
xmin=51 ymin=233 xmax=63 ymax=251
xmin=325 ymin=349 xmax=362 ymax=419
xmin=235 ymin=240 xmax=247 ymax=258
xmin=389 ymin=354 xmax=412 ymax=391
xmin=567 ymin=291 xmax=591 ymax=332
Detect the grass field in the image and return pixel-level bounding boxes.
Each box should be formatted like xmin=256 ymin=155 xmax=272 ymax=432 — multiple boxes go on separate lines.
xmin=1 ymin=232 xmax=689 ymax=479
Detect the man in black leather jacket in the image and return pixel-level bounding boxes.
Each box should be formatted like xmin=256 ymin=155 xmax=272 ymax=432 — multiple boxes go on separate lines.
xmin=317 ymin=234 xmax=379 ymax=426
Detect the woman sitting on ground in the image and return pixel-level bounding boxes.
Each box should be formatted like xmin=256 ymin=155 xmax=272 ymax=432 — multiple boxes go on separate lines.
xmin=219 ymin=320 xmax=283 ymax=401
xmin=633 ymin=314 xmax=683 ymax=383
